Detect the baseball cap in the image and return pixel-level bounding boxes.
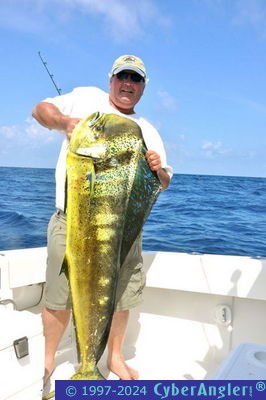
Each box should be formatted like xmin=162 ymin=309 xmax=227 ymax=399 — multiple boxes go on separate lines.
xmin=109 ymin=55 xmax=147 ymax=80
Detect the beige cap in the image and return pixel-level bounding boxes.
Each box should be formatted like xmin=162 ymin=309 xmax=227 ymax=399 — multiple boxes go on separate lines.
xmin=110 ymin=55 xmax=147 ymax=80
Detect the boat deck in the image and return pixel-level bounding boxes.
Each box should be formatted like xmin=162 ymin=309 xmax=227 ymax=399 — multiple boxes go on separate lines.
xmin=1 ymin=248 xmax=266 ymax=400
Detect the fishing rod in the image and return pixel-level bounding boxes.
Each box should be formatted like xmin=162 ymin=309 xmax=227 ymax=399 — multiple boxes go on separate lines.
xmin=38 ymin=51 xmax=62 ymax=95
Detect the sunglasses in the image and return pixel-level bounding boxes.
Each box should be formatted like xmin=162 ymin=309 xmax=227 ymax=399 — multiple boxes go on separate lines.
xmin=115 ymin=71 xmax=144 ymax=83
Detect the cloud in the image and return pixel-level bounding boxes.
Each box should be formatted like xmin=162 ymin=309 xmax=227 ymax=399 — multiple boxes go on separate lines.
xmin=0 ymin=1 xmax=52 ymax=34
xmin=0 ymin=0 xmax=171 ymax=41
xmin=0 ymin=125 xmax=19 ymax=139
xmin=64 ymin=0 xmax=172 ymax=39
xmin=233 ymin=0 xmax=266 ymax=28
xmin=24 ymin=118 xmax=56 ymax=143
xmin=0 ymin=118 xmax=63 ymax=167
xmin=0 ymin=118 xmax=57 ymax=152
xmin=200 ymin=0 xmax=266 ymax=38
xmin=201 ymin=140 xmax=231 ymax=158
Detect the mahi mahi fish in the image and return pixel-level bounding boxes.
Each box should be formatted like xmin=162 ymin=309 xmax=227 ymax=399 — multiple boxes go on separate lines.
xmin=64 ymin=112 xmax=161 ymax=380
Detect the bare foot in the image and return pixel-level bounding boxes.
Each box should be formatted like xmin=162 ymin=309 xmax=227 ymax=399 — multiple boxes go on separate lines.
xmin=108 ymin=356 xmax=138 ymax=380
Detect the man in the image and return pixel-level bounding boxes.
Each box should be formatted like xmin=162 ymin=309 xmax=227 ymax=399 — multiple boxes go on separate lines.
xmin=32 ymin=55 xmax=172 ymax=382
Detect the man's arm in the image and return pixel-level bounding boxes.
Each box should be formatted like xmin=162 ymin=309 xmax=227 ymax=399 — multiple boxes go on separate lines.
xmin=145 ymin=149 xmax=170 ymax=191
xmin=32 ymin=101 xmax=80 ymax=139
xmin=156 ymin=167 xmax=170 ymax=191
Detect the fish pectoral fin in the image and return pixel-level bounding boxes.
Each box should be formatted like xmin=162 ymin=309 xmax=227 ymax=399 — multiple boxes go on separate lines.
xmin=76 ymin=143 xmax=107 ymax=159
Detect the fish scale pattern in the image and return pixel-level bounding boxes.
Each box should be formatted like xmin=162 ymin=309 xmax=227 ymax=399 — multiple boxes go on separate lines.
xmin=64 ymin=112 xmax=161 ymax=380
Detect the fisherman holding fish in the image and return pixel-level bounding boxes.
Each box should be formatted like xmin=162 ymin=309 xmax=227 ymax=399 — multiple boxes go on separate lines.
xmin=32 ymin=55 xmax=173 ymax=383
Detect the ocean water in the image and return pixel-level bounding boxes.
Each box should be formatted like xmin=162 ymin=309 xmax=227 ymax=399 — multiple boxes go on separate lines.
xmin=0 ymin=167 xmax=265 ymax=257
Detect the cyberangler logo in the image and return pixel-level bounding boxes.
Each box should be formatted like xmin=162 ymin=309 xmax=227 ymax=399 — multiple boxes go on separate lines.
xmin=153 ymin=382 xmax=253 ymax=399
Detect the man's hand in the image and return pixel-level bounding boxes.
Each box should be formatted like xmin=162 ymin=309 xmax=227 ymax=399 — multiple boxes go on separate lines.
xmin=145 ymin=149 xmax=162 ymax=172
xmin=63 ymin=117 xmax=81 ymax=140
xmin=145 ymin=149 xmax=170 ymax=191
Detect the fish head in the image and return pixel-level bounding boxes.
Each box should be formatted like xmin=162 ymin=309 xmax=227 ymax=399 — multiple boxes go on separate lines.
xmin=69 ymin=112 xmax=107 ymax=159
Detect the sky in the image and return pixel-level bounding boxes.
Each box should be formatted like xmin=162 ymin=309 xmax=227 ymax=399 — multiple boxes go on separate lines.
xmin=0 ymin=0 xmax=266 ymax=178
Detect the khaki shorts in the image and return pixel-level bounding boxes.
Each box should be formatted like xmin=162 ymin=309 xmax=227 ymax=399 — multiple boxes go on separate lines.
xmin=44 ymin=211 xmax=145 ymax=312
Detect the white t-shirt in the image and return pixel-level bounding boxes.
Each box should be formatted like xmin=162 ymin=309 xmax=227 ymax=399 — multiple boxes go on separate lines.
xmin=44 ymin=86 xmax=173 ymax=211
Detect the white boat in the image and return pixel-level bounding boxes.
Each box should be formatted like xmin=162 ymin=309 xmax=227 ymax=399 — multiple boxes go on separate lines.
xmin=1 ymin=247 xmax=266 ymax=399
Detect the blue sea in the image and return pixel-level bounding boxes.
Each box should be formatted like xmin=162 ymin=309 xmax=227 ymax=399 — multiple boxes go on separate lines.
xmin=0 ymin=166 xmax=265 ymax=257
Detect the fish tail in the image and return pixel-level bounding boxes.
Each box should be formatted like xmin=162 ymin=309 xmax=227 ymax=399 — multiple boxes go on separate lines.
xmin=70 ymin=366 xmax=106 ymax=380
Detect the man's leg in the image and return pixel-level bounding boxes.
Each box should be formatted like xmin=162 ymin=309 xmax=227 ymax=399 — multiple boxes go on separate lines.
xmin=43 ymin=211 xmax=70 ymax=384
xmin=42 ymin=307 xmax=71 ymax=384
xmin=107 ymin=310 xmax=138 ymax=380
xmin=108 ymin=234 xmax=145 ymax=380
